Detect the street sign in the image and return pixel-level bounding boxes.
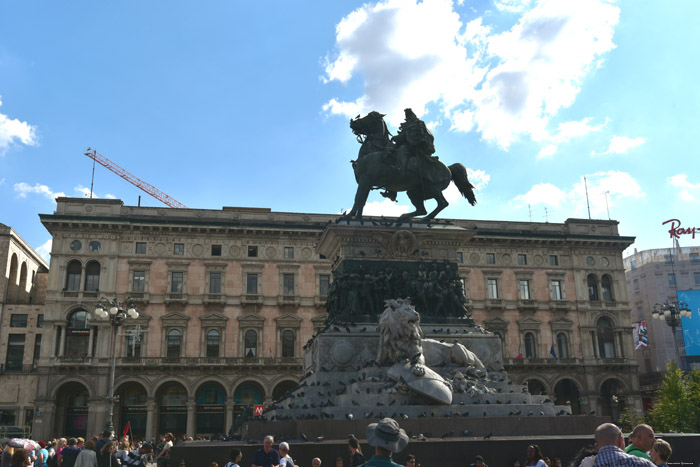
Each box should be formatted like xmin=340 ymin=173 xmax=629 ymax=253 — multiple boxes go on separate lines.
xmin=253 ymin=405 xmax=264 ymax=416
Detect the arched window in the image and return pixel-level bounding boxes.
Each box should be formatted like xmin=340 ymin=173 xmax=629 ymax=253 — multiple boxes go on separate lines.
xmin=524 ymin=332 xmax=536 ymax=358
xmin=587 ymin=274 xmax=599 ymax=301
xmin=597 ymin=317 xmax=616 ymax=358
xmin=65 ymin=310 xmax=91 ymax=357
xmin=557 ymin=332 xmax=569 ymax=359
xmin=281 ymin=330 xmax=295 ymax=358
xmin=244 ymin=330 xmax=257 ymax=358
xmin=167 ymin=329 xmax=182 ymax=358
xmin=84 ymin=261 xmax=100 ymax=291
xmin=66 ymin=260 xmax=82 ymax=291
xmin=206 ymin=330 xmax=220 ymax=358
xmin=601 ymin=275 xmax=614 ymax=301
xmin=18 ymin=262 xmax=28 ymax=290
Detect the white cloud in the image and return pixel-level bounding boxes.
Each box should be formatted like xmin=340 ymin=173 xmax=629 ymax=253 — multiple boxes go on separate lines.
xmin=537 ymin=144 xmax=557 ymax=158
xmin=0 ymin=177 xmax=5 ymax=186
xmin=323 ymin=0 xmax=619 ymax=148
xmin=0 ymin=96 xmax=37 ymax=152
xmin=361 ymin=199 xmax=412 ymax=217
xmin=668 ymin=174 xmax=700 ymax=202
xmin=594 ymin=135 xmax=646 ymax=155
xmin=14 ymin=182 xmax=66 ymax=202
xmin=35 ymin=238 xmax=52 ymax=264
xmin=511 ymin=171 xmax=645 ymax=219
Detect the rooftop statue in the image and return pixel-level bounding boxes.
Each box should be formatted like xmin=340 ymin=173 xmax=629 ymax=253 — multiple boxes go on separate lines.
xmin=345 ymin=109 xmax=477 ymax=222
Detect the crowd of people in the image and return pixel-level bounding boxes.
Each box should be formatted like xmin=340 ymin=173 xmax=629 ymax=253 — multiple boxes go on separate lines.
xmin=0 ymin=419 xmax=680 ymax=467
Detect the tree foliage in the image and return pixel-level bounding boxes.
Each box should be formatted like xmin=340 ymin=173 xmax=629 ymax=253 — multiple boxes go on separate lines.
xmin=649 ymin=362 xmax=700 ymax=432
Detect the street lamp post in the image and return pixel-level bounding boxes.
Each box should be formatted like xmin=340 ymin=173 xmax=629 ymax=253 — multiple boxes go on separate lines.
xmin=652 ymin=300 xmax=692 ymax=367
xmin=94 ymin=297 xmax=139 ymax=436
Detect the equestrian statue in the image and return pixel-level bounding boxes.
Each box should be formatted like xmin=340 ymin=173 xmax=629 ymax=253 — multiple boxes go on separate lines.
xmin=345 ymin=108 xmax=476 ymax=222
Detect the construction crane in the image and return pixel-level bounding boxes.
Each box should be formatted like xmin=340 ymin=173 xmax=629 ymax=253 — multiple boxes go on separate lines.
xmin=84 ymin=148 xmax=188 ymax=209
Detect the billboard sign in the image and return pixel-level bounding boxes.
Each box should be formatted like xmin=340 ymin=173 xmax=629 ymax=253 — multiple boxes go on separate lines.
xmin=633 ymin=321 xmax=648 ymax=349
xmin=677 ymin=290 xmax=700 ymax=357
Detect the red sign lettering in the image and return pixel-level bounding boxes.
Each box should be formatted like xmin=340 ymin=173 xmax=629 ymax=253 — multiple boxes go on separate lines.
xmin=663 ymin=219 xmax=698 ymax=239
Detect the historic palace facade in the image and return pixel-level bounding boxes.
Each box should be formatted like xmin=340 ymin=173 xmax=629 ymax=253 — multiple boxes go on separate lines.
xmin=24 ymin=197 xmax=640 ymax=439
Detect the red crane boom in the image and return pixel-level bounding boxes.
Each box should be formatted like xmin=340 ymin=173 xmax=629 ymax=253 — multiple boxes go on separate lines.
xmin=84 ymin=148 xmax=187 ymax=209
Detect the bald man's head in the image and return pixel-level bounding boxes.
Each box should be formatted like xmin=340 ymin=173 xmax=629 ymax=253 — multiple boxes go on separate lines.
xmin=595 ymin=423 xmax=623 ymax=449
xmin=630 ymin=424 xmax=655 ymax=452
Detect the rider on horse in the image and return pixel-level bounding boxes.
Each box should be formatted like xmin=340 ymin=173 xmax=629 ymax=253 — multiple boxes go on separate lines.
xmin=382 ymin=108 xmax=436 ymax=202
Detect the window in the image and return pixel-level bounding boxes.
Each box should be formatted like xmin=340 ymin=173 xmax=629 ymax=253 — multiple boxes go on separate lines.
xmin=209 ymin=272 xmax=222 ymax=294
xmin=66 ymin=260 xmax=81 ymax=291
xmin=601 ymin=275 xmax=614 ymax=301
xmin=70 ymin=240 xmax=82 ymax=251
xmin=135 ymin=242 xmax=147 ymax=254
xmin=691 ymin=253 xmax=700 ymax=264
xmin=132 ymin=271 xmax=146 ymax=292
xmin=630 ymin=260 xmax=637 ymax=270
xmin=695 ymin=272 xmax=700 ymax=286
xmin=244 ymin=330 xmax=257 ymax=357
xmin=167 ymin=329 xmax=182 ymax=358
xmin=211 ymin=244 xmax=222 ymax=256
xmin=487 ymin=278 xmax=498 ymax=299
xmin=597 ymin=317 xmax=616 ymax=358
xmin=65 ymin=310 xmax=91 ymax=357
xmin=550 ymin=280 xmax=563 ymax=300
xmin=173 ymin=243 xmax=185 ymax=255
xmin=524 ymin=332 xmax=536 ymax=358
xmin=284 ymin=247 xmax=294 ymax=259
xmin=668 ymin=273 xmax=676 ymax=287
xmin=84 ymin=261 xmax=100 ymax=291
xmin=319 ymin=274 xmax=330 ymax=297
xmin=281 ymin=330 xmax=295 ymax=358
xmin=206 ymin=330 xmax=220 ymax=358
xmin=126 ymin=330 xmax=142 ymax=358
xmin=283 ymin=273 xmax=295 ymax=295
xmin=37 ymin=314 xmax=44 ymax=328
xmin=246 ymin=273 xmax=259 ymax=294
xmin=171 ymin=272 xmax=184 ymax=293
xmin=10 ymin=314 xmax=28 ymax=327
xmin=33 ymin=334 xmax=42 ymax=362
xmin=456 ymin=252 xmax=463 ymax=263
xmin=89 ymin=241 xmax=101 ymax=252
xmin=486 ymin=253 xmax=495 ymax=264
xmin=556 ymin=333 xmax=569 ymax=359
xmin=633 ymin=278 xmax=639 ymax=291
xmin=248 ymin=246 xmax=258 ymax=257
xmin=518 ymin=280 xmax=530 ymax=299
xmin=6 ymin=334 xmax=25 ymax=370
xmin=665 ymin=254 xmax=674 ymax=264
xmin=587 ymin=274 xmax=599 ymax=301
xmin=518 ymin=254 xmax=527 ymax=265
xmin=549 ymin=255 xmax=558 ymax=266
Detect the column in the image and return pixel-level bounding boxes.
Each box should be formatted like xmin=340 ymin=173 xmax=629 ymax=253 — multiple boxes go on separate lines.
xmin=58 ymin=327 xmax=66 ymax=357
xmin=145 ymin=400 xmax=156 ymax=440
xmin=225 ymin=401 xmax=234 ymax=433
xmin=186 ymin=399 xmax=196 ymax=437
xmin=87 ymin=327 xmax=95 ymax=357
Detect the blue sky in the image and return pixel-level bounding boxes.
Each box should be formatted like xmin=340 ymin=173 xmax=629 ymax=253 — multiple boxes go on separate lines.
xmin=1 ymin=0 xmax=698 ymax=262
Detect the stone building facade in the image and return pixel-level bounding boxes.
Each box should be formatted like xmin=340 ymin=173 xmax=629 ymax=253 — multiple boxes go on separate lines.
xmin=0 ymin=224 xmax=49 ymax=434
xmin=623 ymin=246 xmax=700 ymax=408
xmin=30 ymin=197 xmax=641 ymax=440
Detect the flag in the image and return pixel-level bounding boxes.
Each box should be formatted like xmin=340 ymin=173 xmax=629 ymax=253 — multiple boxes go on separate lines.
xmin=122 ymin=421 xmax=130 ymax=438
xmin=516 ymin=345 xmax=523 ymax=360
xmin=550 ymin=344 xmax=558 ymax=361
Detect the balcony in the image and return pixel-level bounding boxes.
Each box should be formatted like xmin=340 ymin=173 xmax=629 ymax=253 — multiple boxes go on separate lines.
xmin=0 ymin=363 xmax=37 ymax=374
xmin=165 ymin=293 xmax=188 ymax=304
xmin=551 ymin=300 xmax=570 ymax=311
xmin=242 ymin=294 xmax=263 ymax=304
xmin=315 ymin=295 xmax=328 ymax=307
xmin=278 ymin=295 xmax=300 ymax=307
xmin=504 ymin=357 xmax=581 ymax=367
xmin=204 ymin=294 xmax=225 ymax=305
xmin=128 ymin=292 xmax=150 ymax=304
xmin=485 ymin=299 xmax=505 ymax=310
xmin=115 ymin=356 xmax=302 ymax=368
xmin=596 ymin=357 xmax=631 ymax=367
xmin=517 ymin=299 xmax=537 ymax=311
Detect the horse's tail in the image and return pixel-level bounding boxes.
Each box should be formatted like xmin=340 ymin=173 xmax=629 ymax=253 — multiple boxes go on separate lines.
xmin=449 ymin=163 xmax=477 ymax=206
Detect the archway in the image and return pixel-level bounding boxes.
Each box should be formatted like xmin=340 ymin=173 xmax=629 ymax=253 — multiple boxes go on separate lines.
xmin=526 ymin=379 xmax=547 ymax=395
xmin=601 ymin=378 xmax=626 ymax=420
xmin=554 ymin=379 xmax=581 ymax=415
xmin=8 ymin=254 xmax=18 ymax=301
xmin=272 ymin=380 xmax=298 ymax=401
xmin=55 ymin=382 xmax=89 ymax=437
xmin=233 ymin=382 xmax=264 ymax=424
xmin=157 ymin=382 xmax=188 ymax=436
xmin=195 ymin=383 xmax=226 ymax=435
xmin=117 ymin=382 xmax=148 ymax=439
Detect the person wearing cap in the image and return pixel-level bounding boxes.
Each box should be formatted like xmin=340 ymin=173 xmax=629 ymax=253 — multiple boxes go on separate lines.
xmin=364 ymin=418 xmax=408 ymax=467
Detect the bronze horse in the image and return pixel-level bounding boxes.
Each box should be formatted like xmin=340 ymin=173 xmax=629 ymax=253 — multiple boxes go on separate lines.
xmin=346 ymin=111 xmax=476 ymax=221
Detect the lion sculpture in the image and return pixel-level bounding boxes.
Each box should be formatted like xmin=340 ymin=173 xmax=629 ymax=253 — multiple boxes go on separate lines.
xmin=376 ymin=299 xmax=485 ymax=370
